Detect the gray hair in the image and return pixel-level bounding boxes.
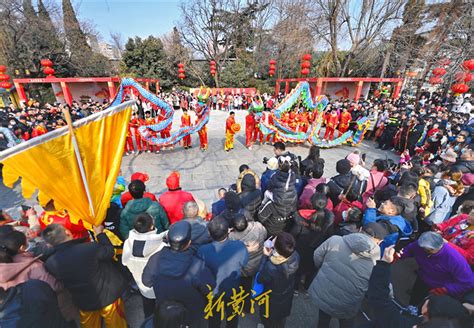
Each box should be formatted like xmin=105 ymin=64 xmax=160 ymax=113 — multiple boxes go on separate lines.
xmin=418 ymin=232 xmax=444 ymax=251
xmin=41 ymin=223 xmax=69 ymax=246
xmin=183 ymin=201 xmax=199 ymax=218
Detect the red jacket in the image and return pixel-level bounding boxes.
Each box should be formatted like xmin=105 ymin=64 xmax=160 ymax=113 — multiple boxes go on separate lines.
xmin=339 ymin=112 xmax=351 ymax=128
xmin=39 ymin=210 xmax=89 ymax=239
xmin=181 ymin=114 xmax=191 ymax=127
xmin=226 ymin=116 xmax=235 ymax=133
xmin=246 ymin=114 xmax=255 ymax=131
xmin=325 ymin=112 xmax=339 ymax=129
xmin=120 ymin=192 xmax=157 ymax=208
xmin=159 ymin=190 xmax=195 ymax=224
xmin=437 ymin=214 xmax=474 ymax=265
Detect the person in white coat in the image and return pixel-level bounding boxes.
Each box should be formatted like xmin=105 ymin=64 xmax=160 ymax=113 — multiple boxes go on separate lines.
xmin=122 ymin=213 xmax=167 ymax=317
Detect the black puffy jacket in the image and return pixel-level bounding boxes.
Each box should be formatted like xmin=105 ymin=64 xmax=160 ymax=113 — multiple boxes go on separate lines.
xmin=453 ymin=159 xmax=474 ymax=174
xmin=267 ymin=170 xmax=297 ymax=216
xmin=239 ymin=174 xmax=263 ymax=221
xmin=327 ymin=173 xmax=360 ymax=206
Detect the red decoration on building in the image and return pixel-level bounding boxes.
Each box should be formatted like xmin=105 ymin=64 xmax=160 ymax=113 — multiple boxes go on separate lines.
xmin=429 ymin=77 xmax=443 ymax=85
xmin=43 ymin=67 xmax=55 ymax=77
xmin=451 ymin=83 xmax=469 ymax=94
xmin=301 ymin=68 xmax=310 ymax=76
xmin=177 ymin=63 xmax=185 ymax=80
xmin=432 ymin=67 xmax=446 ymax=76
xmin=300 ymin=54 xmax=311 ymax=76
xmin=462 ymin=59 xmax=474 ymax=71
xmin=0 ymin=65 xmax=6 ymax=73
xmin=301 ymin=61 xmax=311 ymax=69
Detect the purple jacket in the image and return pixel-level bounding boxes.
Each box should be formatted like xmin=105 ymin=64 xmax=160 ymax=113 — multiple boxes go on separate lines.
xmin=298 ymin=177 xmax=326 ymax=209
xmin=401 ymin=241 xmax=474 ymax=298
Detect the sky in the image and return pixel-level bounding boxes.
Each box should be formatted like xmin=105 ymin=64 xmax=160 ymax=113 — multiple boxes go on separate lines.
xmin=71 ymin=0 xmax=181 ymax=42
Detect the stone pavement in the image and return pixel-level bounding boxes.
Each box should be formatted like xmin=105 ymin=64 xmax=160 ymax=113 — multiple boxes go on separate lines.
xmin=1 ymin=109 xmax=414 ymax=328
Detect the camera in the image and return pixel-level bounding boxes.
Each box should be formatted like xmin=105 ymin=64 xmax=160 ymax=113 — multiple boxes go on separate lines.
xmin=263 ymin=157 xmax=269 ymax=164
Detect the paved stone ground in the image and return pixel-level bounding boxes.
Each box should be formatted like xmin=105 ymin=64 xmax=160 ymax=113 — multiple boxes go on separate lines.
xmin=1 ymin=109 xmax=417 ymax=328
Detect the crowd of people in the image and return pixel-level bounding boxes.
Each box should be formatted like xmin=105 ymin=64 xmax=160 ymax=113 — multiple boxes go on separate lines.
xmin=1 ymin=133 xmax=474 ymax=327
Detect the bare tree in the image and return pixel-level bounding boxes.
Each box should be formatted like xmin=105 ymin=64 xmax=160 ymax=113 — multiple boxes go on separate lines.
xmin=110 ymin=31 xmax=124 ymax=57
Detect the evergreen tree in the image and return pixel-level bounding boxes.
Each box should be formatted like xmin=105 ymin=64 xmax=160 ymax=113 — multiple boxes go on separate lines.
xmin=62 ymin=0 xmax=90 ymax=50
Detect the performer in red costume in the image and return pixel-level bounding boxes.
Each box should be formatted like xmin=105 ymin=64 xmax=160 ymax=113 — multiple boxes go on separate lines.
xmin=181 ymin=108 xmax=192 ymax=149
xmin=245 ymin=110 xmax=255 ymax=149
xmin=31 ymin=122 xmax=47 ymax=138
xmin=39 ymin=199 xmax=89 ymax=240
xmin=266 ymin=112 xmax=277 ymax=144
xmin=253 ymin=112 xmax=264 ymax=145
xmin=124 ymin=122 xmax=135 ymax=155
xmin=157 ymin=109 xmax=173 ymax=150
xmin=324 ymin=109 xmax=339 ymax=140
xmin=144 ymin=111 xmax=160 ymax=153
xmin=130 ymin=111 xmax=144 ymax=153
xmin=338 ymin=107 xmax=352 ymax=135
xmin=196 ymin=110 xmax=208 ymax=151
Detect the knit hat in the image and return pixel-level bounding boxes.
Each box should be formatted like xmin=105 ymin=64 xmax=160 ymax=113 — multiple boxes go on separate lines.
xmin=462 ymin=173 xmax=474 ymax=186
xmin=346 ymin=153 xmax=360 ymax=166
xmin=131 ymin=172 xmax=149 ymax=183
xmin=336 ymin=159 xmax=352 ymax=175
xmin=224 ymin=191 xmax=241 ymax=211
xmin=166 ymin=171 xmax=181 ymax=190
xmin=266 ymin=157 xmax=279 ymax=170
xmin=440 ymin=149 xmax=458 ymax=163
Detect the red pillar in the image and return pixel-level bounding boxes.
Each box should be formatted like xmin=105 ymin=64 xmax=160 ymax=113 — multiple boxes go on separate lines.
xmin=354 ymin=81 xmax=363 ymax=100
xmin=275 ymin=80 xmax=280 ymax=96
xmin=107 ymin=81 xmax=116 ymax=102
xmin=60 ymin=82 xmax=73 ymax=106
xmin=393 ymin=81 xmax=402 ymax=99
xmin=14 ymin=82 xmax=27 ymax=104
xmin=145 ymin=81 xmax=150 ymax=90
xmin=155 ymin=81 xmax=160 ymax=94
xmin=284 ymin=81 xmax=289 ymax=94
xmin=315 ymin=78 xmax=322 ymax=97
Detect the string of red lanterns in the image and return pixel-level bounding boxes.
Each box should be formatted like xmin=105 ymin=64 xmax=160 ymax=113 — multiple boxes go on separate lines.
xmin=0 ymin=65 xmax=13 ymax=89
xmin=269 ymin=59 xmax=276 ymax=77
xmin=210 ymin=61 xmax=216 ymax=76
xmin=41 ymin=58 xmax=55 ymax=78
xmin=177 ymin=63 xmax=185 ymax=80
xmin=301 ymin=53 xmax=311 ymax=76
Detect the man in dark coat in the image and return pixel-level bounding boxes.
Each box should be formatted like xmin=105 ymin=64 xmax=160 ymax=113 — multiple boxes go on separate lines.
xmin=42 ymin=224 xmax=128 ymax=327
xmin=182 ymin=201 xmax=212 ymax=252
xmin=327 ymin=159 xmax=360 ymax=206
xmin=238 ymin=174 xmax=262 ymax=221
xmin=257 ymin=232 xmax=299 ymax=328
xmin=142 ymin=221 xmax=215 ymax=327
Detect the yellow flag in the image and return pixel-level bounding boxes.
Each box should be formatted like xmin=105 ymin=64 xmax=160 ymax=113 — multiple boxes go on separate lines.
xmin=0 ymin=101 xmax=133 ymax=226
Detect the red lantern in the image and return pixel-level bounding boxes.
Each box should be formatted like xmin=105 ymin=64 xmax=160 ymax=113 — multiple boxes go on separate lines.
xmin=455 ymin=71 xmax=473 ymax=83
xmin=429 ymin=77 xmax=443 ymax=85
xmin=40 ymin=59 xmax=53 ymax=67
xmin=269 ymin=59 xmax=276 ymax=65
xmin=432 ymin=67 xmax=446 ymax=76
xmin=301 ymin=68 xmax=310 ymax=75
xmin=0 ymin=65 xmax=6 ymax=72
xmin=451 ymin=83 xmax=469 ymax=94
xmin=210 ymin=61 xmax=216 ymax=66
xmin=0 ymin=81 xmax=13 ymax=89
xmin=178 ymin=68 xmax=185 ymax=74
xmin=210 ymin=69 xmax=216 ymax=76
xmin=177 ymin=63 xmax=184 ymax=68
xmin=178 ymin=73 xmax=185 ymax=80
xmin=301 ymin=61 xmax=311 ymax=69
xmin=43 ymin=67 xmax=55 ymax=76
xmin=438 ymin=58 xmax=451 ymax=67
xmin=0 ymin=74 xmax=10 ymax=81
xmin=269 ymin=69 xmax=275 ymax=77
xmin=302 ymin=53 xmax=312 ymax=61
xmin=462 ymin=59 xmax=474 ymax=71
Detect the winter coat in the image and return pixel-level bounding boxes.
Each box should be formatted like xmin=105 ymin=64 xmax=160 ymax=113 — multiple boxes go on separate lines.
xmin=308 ymin=233 xmax=380 ymax=318
xmin=260 ymin=169 xmax=277 ymax=195
xmin=142 ymin=247 xmax=216 ymax=324
xmin=121 ymin=191 xmax=157 ymax=208
xmin=120 ymin=198 xmax=169 ymax=239
xmin=401 ymin=241 xmax=474 ymax=298
xmin=257 ymin=251 xmax=300 ymax=320
xmin=239 ymin=175 xmax=263 ymax=221
xmin=159 ymin=189 xmax=195 ymax=225
xmin=453 ymin=159 xmax=474 ymax=174
xmin=0 ymin=253 xmax=59 ymax=291
xmin=363 ymin=208 xmax=413 ymax=251
xmin=292 ymin=209 xmax=335 ymax=274
xmin=183 ymin=217 xmax=212 ymax=252
xmin=211 ymin=198 xmax=226 ymax=218
xmin=229 ymin=221 xmax=267 ymax=277
xmin=122 ymin=229 xmax=167 ymax=298
xmin=367 ymin=261 xmax=423 ymax=328
xmin=390 ymin=196 xmax=419 ymax=232
xmin=266 ymin=169 xmax=297 ymax=216
xmin=425 ymin=185 xmax=458 ymax=225
xmin=197 ymin=239 xmax=248 ymax=295
xmin=327 ymin=173 xmax=361 ymax=206
xmin=298 ymin=177 xmax=326 ymax=209
xmin=44 ymin=234 xmax=128 ymax=311
xmin=437 ymin=214 xmax=474 ymax=265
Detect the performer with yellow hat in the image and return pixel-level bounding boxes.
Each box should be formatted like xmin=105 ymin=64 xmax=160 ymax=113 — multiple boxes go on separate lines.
xmin=225 ymin=111 xmax=239 ymax=151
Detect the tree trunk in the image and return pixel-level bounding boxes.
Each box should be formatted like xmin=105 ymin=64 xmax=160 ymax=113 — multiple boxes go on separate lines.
xmin=379 ymin=44 xmax=392 ymax=79
xmin=339 ymin=52 xmax=353 ymax=77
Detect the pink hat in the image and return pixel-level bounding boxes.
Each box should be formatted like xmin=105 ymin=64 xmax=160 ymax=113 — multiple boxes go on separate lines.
xmin=462 ymin=173 xmax=474 ymax=186
xmin=346 ymin=153 xmax=360 ymax=166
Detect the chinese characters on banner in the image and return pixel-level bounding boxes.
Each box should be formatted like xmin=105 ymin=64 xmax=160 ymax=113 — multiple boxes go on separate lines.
xmin=204 ymin=285 xmax=272 ymax=321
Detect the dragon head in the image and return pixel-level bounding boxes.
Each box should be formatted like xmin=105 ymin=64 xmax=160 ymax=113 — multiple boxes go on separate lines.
xmin=197 ymin=86 xmax=211 ymax=105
